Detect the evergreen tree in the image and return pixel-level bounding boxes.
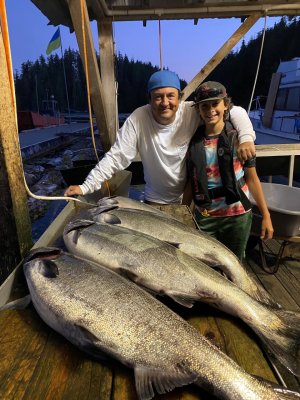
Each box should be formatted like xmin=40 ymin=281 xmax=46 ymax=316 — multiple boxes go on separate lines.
xmin=14 ymin=17 xmax=300 ymax=113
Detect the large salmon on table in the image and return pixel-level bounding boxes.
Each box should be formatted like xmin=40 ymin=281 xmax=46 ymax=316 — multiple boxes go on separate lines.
xmin=63 ymin=219 xmax=300 ymax=377
xmin=85 ymin=202 xmax=275 ymax=307
xmin=23 ymin=247 xmax=300 ymax=400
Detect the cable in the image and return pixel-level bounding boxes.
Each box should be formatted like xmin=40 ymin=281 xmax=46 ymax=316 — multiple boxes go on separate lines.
xmin=80 ymin=0 xmax=110 ymax=196
xmin=80 ymin=0 xmax=99 ymax=164
xmin=247 ymin=14 xmax=268 ymax=114
xmin=158 ymin=19 xmax=163 ymax=70
xmin=4 ymin=0 xmax=110 ymax=208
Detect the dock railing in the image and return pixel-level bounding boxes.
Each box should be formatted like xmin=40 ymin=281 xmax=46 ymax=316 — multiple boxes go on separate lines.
xmin=256 ymin=143 xmax=300 ymax=186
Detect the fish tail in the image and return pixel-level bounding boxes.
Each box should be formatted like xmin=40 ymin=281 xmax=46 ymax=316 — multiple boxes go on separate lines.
xmin=252 ymin=375 xmax=300 ymax=399
xmin=250 ymin=280 xmax=281 ymax=308
xmin=276 ymin=388 xmax=300 ymax=399
xmin=254 ymin=308 xmax=300 ymax=377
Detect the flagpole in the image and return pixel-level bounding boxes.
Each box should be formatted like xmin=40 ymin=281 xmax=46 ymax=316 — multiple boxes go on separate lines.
xmin=59 ymin=28 xmax=71 ymax=124
xmin=35 ymin=74 xmax=39 ymax=113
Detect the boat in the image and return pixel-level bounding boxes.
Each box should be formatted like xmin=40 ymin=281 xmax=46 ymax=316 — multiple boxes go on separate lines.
xmin=250 ymin=58 xmax=300 ymax=144
xmin=17 ymin=96 xmax=65 ymax=132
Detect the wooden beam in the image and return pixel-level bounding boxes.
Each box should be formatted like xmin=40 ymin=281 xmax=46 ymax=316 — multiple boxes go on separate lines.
xmin=262 ymin=72 xmax=281 ymax=128
xmin=0 ymin=20 xmax=32 ymax=284
xmin=182 ymin=14 xmax=260 ymax=101
xmin=68 ymin=0 xmax=111 ymax=152
xmin=98 ymin=18 xmax=117 ymax=144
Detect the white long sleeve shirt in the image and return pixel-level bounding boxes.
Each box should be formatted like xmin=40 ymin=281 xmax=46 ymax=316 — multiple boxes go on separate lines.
xmin=80 ymin=102 xmax=255 ymax=204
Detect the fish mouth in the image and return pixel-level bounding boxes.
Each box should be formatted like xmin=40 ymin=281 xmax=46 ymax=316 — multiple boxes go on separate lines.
xmin=24 ymin=247 xmax=62 ymax=263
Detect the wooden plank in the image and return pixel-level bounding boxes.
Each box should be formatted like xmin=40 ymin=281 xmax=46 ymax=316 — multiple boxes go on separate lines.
xmin=274 ymin=263 xmax=300 ymax=308
xmin=182 ymin=14 xmax=260 ymax=101
xmin=246 ymin=256 xmax=300 ymax=311
xmin=68 ymin=0 xmax=111 ymax=152
xmin=246 ymin=248 xmax=300 ymax=391
xmin=0 ymin=308 xmax=114 ymax=400
xmin=0 ymin=17 xmax=32 ymax=284
xmin=1 ymin=205 xmax=296 ymax=399
xmin=98 ymin=18 xmax=118 ymax=144
xmin=256 ymin=143 xmax=300 ymax=155
xmin=262 ymin=72 xmax=282 ymax=128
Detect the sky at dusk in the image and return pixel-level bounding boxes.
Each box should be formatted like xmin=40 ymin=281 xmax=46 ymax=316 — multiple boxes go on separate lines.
xmin=6 ymin=1 xmax=280 ymax=82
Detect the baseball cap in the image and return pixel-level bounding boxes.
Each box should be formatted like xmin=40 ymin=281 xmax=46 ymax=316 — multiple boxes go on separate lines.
xmin=147 ymin=70 xmax=181 ymax=93
xmin=193 ymin=81 xmax=227 ymax=106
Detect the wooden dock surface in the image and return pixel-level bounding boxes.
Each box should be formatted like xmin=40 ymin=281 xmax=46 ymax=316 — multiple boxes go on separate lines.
xmin=0 ymin=205 xmax=299 ymax=399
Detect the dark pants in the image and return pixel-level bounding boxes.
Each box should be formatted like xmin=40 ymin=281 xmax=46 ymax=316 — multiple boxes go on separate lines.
xmin=195 ymin=210 xmax=253 ymax=260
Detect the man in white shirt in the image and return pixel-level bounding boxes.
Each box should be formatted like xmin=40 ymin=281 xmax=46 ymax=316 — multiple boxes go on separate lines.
xmin=64 ymin=70 xmax=256 ymax=204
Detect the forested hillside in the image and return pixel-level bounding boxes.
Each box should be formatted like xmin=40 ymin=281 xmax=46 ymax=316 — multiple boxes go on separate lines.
xmin=208 ymin=16 xmax=300 ymax=109
xmin=14 ymin=16 xmax=299 ymax=113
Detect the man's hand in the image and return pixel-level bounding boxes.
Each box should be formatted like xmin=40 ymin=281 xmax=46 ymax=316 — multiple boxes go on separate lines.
xmin=64 ymin=185 xmax=83 ymax=197
xmin=237 ymin=141 xmax=256 ymax=162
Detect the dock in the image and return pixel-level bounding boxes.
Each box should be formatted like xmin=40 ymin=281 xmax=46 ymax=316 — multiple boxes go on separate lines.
xmin=19 ymin=122 xmax=94 ymax=161
xmin=0 ymin=204 xmax=299 ymax=399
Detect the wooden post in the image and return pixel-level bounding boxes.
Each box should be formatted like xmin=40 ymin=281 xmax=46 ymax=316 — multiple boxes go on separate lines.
xmin=182 ymin=14 xmax=261 ymax=100
xmin=98 ymin=18 xmax=118 ymax=144
xmin=68 ymin=0 xmax=111 ymax=152
xmin=262 ymin=72 xmax=281 ymax=128
xmin=0 ymin=22 xmax=32 ymax=284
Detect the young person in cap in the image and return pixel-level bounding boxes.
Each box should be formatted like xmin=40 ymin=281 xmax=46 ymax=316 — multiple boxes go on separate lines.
xmin=65 ymin=71 xmax=256 ymax=205
xmin=184 ymin=81 xmax=273 ymax=259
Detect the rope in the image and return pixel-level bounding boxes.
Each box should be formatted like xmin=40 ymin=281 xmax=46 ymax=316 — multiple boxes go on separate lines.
xmin=3 ymin=0 xmax=111 ymax=208
xmin=247 ymin=14 xmax=268 ymax=114
xmin=158 ymin=19 xmax=163 ymax=70
xmin=80 ymin=0 xmax=110 ymax=196
xmin=80 ymin=0 xmax=99 ymax=164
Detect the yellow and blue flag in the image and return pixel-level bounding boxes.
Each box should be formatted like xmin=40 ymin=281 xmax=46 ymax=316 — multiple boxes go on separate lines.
xmin=46 ymin=27 xmax=61 ymax=55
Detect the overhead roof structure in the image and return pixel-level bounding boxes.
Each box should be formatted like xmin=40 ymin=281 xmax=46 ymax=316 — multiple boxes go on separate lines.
xmin=30 ymin=0 xmax=300 ymax=151
xmin=31 ymin=1 xmax=300 ymax=28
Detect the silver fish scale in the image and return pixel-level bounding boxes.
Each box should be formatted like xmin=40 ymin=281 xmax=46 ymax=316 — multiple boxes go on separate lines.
xmin=24 ymin=251 xmax=283 ymax=400
xmin=91 ymin=207 xmax=274 ymax=305
xmin=69 ymin=222 xmax=202 ymax=293
xmin=64 ymin=219 xmax=290 ymax=358
xmin=64 ymin=220 xmax=261 ymax=315
xmin=63 ymin=219 xmax=300 ymax=384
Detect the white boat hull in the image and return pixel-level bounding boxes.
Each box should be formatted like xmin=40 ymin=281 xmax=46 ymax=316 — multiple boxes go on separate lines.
xmin=251 ymin=118 xmax=300 ymax=144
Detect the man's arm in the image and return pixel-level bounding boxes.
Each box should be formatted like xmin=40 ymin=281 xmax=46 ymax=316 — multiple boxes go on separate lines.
xmin=230 ymin=106 xmax=256 ymax=161
xmin=64 ymin=118 xmax=138 ymax=197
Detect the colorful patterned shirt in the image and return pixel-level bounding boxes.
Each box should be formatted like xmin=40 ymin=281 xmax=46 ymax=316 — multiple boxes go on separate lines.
xmin=195 ymin=134 xmax=251 ymax=217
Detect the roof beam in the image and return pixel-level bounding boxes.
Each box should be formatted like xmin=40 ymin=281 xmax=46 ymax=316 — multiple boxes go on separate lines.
xmin=68 ymin=0 xmax=111 ymax=152
xmin=182 ymin=13 xmax=260 ymax=100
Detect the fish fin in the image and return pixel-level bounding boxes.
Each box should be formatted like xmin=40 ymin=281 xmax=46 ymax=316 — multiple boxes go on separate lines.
xmin=134 ymin=364 xmax=198 ymax=400
xmin=272 ymin=388 xmax=300 ymax=399
xmin=167 ymin=292 xmax=195 ymax=308
xmin=118 ymin=267 xmax=158 ymax=297
xmin=91 ymin=211 xmax=121 ymax=225
xmin=252 ymin=283 xmax=281 ymax=309
xmin=96 ymin=196 xmax=118 ymax=207
xmin=118 ymin=265 xmax=140 ymax=282
xmin=251 ymin=375 xmax=300 ymax=399
xmin=74 ymin=324 xmax=118 ymax=362
xmin=63 ymin=219 xmax=94 ymax=236
xmin=253 ymin=308 xmax=300 ymax=377
xmin=0 ymin=294 xmax=31 ymax=311
xmin=162 ymin=241 xmax=182 ymax=248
